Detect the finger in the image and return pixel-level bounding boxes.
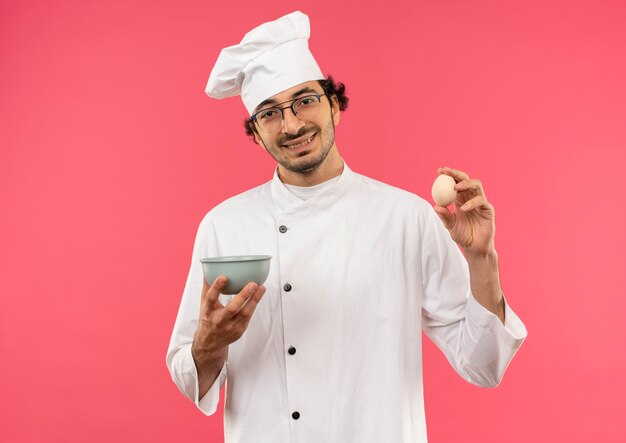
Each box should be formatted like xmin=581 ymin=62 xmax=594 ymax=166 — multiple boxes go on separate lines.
xmin=235 ymin=285 xmax=267 ymax=319
xmin=455 ymin=179 xmax=484 ymax=195
xmin=205 ymin=275 xmax=228 ymax=306
xmin=442 ymin=166 xmax=470 ymax=182
xmin=201 ymin=278 xmax=210 ymax=301
xmin=459 ymin=195 xmax=492 ymax=212
xmin=433 ymin=205 xmax=455 ymax=230
xmin=224 ymin=282 xmax=258 ymax=317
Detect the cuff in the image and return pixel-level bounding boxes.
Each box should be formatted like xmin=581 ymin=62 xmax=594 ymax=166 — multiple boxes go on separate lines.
xmin=190 ymin=347 xmax=228 ymax=416
xmin=466 ymin=293 xmax=528 ymax=348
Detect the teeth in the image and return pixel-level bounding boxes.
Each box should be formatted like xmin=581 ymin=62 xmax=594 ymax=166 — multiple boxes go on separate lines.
xmin=285 ymin=135 xmax=314 ymax=149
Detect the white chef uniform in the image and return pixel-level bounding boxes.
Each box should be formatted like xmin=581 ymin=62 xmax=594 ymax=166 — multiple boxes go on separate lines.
xmin=166 ymin=161 xmax=527 ymax=442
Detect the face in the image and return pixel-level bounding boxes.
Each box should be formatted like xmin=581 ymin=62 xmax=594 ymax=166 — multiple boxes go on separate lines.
xmin=252 ymin=81 xmax=340 ymax=177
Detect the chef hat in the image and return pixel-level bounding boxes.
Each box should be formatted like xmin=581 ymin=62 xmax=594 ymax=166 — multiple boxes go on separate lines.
xmin=205 ymin=11 xmax=324 ymax=116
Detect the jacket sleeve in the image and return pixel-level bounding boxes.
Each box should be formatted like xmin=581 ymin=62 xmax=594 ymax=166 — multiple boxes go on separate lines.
xmin=420 ymin=206 xmax=527 ymax=387
xmin=166 ymin=214 xmax=228 ymax=415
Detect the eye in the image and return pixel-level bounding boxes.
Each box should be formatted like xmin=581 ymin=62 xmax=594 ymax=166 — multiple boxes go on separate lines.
xmin=298 ymin=97 xmax=315 ymax=106
xmin=258 ymin=109 xmax=279 ymax=120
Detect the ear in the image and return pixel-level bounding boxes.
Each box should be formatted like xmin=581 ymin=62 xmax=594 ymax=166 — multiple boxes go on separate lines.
xmin=253 ymin=131 xmax=266 ymax=148
xmin=330 ymin=95 xmax=341 ymax=126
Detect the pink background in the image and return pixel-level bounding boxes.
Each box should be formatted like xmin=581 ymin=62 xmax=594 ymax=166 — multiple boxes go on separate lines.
xmin=1 ymin=0 xmax=625 ymax=441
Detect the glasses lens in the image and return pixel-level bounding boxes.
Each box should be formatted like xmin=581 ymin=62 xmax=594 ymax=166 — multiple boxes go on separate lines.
xmin=293 ymin=95 xmax=322 ymax=120
xmin=256 ymin=108 xmax=282 ymax=133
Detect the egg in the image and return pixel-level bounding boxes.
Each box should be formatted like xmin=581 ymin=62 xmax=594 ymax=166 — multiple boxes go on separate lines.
xmin=431 ymin=174 xmax=457 ymax=206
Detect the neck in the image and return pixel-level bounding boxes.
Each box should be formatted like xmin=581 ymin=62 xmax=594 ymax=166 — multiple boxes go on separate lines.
xmin=277 ymin=145 xmax=344 ymax=187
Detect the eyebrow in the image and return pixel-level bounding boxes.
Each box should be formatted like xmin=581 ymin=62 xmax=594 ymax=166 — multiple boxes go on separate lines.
xmin=254 ymin=87 xmax=321 ymax=112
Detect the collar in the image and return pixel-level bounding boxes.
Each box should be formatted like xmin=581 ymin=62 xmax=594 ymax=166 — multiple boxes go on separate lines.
xmin=270 ymin=160 xmax=354 ymax=222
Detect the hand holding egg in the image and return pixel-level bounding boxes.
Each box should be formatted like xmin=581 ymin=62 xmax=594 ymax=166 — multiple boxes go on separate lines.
xmin=431 ymin=167 xmax=496 ymax=256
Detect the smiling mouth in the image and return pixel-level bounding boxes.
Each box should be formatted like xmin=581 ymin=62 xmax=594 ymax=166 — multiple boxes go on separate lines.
xmin=282 ymin=133 xmax=316 ymax=150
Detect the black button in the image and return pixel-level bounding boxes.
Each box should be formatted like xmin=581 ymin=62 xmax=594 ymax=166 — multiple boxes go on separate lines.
xmin=292 ymin=411 xmax=300 ymax=420
xmin=279 ymin=225 xmax=288 ymax=233
xmin=288 ymin=346 xmax=296 ymax=355
xmin=283 ymin=283 xmax=292 ymax=292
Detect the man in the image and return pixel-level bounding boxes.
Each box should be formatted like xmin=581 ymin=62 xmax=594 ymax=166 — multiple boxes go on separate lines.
xmin=167 ymin=11 xmax=527 ymax=443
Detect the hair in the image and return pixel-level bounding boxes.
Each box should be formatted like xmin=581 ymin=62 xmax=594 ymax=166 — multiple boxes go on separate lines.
xmin=243 ymin=75 xmax=349 ymax=141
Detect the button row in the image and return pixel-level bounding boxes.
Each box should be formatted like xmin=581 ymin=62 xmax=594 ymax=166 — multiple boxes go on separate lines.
xmin=279 ymin=227 xmax=292 ymax=294
xmin=280 ymin=223 xmax=298 ymax=422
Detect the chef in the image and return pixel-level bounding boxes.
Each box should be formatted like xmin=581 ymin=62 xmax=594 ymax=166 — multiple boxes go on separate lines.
xmin=166 ymin=11 xmax=527 ymax=443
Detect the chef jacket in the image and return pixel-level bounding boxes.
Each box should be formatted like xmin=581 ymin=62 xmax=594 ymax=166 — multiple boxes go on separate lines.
xmin=166 ymin=161 xmax=527 ymax=443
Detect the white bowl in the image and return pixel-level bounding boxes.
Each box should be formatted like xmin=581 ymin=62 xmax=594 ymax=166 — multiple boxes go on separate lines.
xmin=200 ymin=255 xmax=272 ymax=295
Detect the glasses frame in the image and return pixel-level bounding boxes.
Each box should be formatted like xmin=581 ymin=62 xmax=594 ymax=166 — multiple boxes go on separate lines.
xmin=250 ymin=94 xmax=328 ymax=133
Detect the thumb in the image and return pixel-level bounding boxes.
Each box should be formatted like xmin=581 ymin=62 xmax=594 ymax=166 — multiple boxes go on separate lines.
xmin=203 ymin=275 xmax=227 ymax=308
xmin=433 ymin=205 xmax=455 ymax=231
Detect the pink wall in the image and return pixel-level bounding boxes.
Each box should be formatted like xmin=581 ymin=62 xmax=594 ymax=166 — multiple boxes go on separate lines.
xmin=1 ymin=0 xmax=625 ymax=441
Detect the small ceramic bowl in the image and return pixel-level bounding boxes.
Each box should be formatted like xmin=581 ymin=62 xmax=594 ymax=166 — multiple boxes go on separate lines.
xmin=200 ymin=255 xmax=272 ymax=295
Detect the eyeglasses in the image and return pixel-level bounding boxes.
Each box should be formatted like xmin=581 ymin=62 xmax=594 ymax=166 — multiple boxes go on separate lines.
xmin=251 ymin=94 xmax=327 ymax=133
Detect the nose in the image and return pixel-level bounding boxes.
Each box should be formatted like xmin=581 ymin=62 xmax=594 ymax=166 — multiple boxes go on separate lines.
xmin=281 ymin=107 xmax=305 ymax=135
